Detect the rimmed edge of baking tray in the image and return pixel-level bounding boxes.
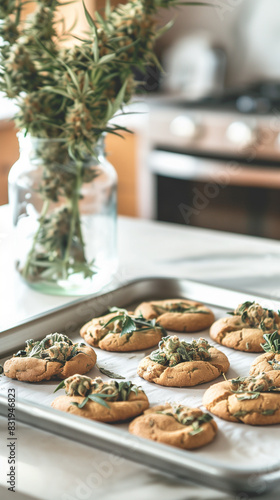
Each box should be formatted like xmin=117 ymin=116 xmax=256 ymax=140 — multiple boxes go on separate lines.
xmin=1 ymin=276 xmax=280 ymax=495
xmin=1 ymin=276 xmax=279 ymax=356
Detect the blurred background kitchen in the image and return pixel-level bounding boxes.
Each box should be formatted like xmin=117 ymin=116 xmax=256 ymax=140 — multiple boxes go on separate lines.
xmin=1 ymin=0 xmax=280 ymax=238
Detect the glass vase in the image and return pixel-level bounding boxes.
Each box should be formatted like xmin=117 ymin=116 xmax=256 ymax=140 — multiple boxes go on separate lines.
xmin=8 ymin=134 xmax=118 ymax=295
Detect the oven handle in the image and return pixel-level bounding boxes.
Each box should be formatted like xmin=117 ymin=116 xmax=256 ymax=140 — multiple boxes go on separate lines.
xmin=149 ymin=150 xmax=280 ymax=188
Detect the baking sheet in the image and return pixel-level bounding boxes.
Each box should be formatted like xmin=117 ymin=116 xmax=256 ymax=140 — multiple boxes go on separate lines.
xmin=1 ymin=278 xmax=280 ymax=493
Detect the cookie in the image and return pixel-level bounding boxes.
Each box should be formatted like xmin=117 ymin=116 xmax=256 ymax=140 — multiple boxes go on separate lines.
xmin=134 ymin=299 xmax=214 ymax=332
xmin=210 ymin=317 xmax=265 ymax=352
xmin=129 ymin=403 xmax=217 ymax=450
xmin=250 ymin=331 xmax=280 ymax=386
xmin=80 ymin=308 xmax=163 ymax=352
xmin=137 ymin=335 xmax=229 ymax=387
xmin=203 ymin=373 xmax=280 ymax=425
xmin=51 ymin=375 xmax=149 ymax=422
xmin=210 ymin=301 xmax=280 ymax=352
xmin=4 ymin=333 xmax=96 ymax=382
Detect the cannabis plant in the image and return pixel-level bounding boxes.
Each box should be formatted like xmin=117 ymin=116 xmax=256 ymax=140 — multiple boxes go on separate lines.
xmin=0 ymin=0 xmax=206 ymax=286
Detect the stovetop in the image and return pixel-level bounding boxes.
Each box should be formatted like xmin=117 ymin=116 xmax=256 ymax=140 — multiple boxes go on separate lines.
xmin=152 ymin=81 xmax=280 ymax=115
xmin=147 ymin=81 xmax=280 ymax=160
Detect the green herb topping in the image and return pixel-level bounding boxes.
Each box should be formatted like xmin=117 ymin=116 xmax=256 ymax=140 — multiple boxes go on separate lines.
xmin=14 ymin=333 xmax=86 ymax=363
xmin=156 ymin=404 xmax=213 ymax=436
xmin=228 ymin=302 xmax=278 ymax=332
xmin=152 ymin=302 xmax=210 ymax=315
xmin=96 ymin=364 xmax=125 ymax=379
xmin=268 ymin=359 xmax=280 ymax=371
xmin=230 ymin=372 xmax=279 ymax=400
xmin=54 ymin=375 xmax=142 ymax=409
xmin=149 ymin=335 xmax=212 ymax=367
xmin=262 ymin=331 xmax=280 ymax=354
xmin=101 ymin=307 xmax=166 ymax=339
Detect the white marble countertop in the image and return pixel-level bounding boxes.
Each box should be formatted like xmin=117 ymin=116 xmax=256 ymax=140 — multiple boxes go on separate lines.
xmin=1 ymin=204 xmax=280 ymax=499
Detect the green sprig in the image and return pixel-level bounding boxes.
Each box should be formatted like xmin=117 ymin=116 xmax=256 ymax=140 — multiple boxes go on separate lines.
xmin=101 ymin=307 xmax=165 ymax=338
xmin=152 ymin=302 xmax=210 ymax=315
xmin=262 ymin=331 xmax=280 ymax=354
xmin=96 ymin=364 xmax=125 ymax=379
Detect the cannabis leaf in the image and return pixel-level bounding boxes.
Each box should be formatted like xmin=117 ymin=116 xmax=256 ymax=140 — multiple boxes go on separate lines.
xmin=268 ymin=359 xmax=280 ymax=370
xmin=97 ymin=364 xmax=125 ymax=379
xmin=101 ymin=307 xmax=164 ymax=338
xmin=262 ymin=409 xmax=275 ymax=415
xmin=69 ymin=380 xmax=140 ymax=409
xmin=156 ymin=405 xmax=212 ymax=436
xmin=233 ymin=411 xmax=248 ymax=418
xmin=189 ymin=421 xmax=203 ymax=436
xmin=152 ymin=303 xmax=210 ymax=315
xmin=262 ymin=331 xmax=280 ymax=354
xmin=236 ymin=393 xmax=260 ymax=401
xmin=71 ymin=392 xmax=114 ymax=409
xmin=54 ymin=380 xmax=66 ymax=393
xmin=150 ymin=336 xmax=212 ymax=366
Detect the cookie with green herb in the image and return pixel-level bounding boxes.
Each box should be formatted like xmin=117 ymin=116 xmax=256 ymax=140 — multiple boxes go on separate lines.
xmin=137 ymin=335 xmax=229 ymax=387
xmin=134 ymin=299 xmax=214 ymax=332
xmin=250 ymin=331 xmax=280 ymax=386
xmin=4 ymin=333 xmax=96 ymax=382
xmin=203 ymin=372 xmax=280 ymax=425
xmin=210 ymin=301 xmax=280 ymax=352
xmin=129 ymin=403 xmax=217 ymax=450
xmin=80 ymin=307 xmax=164 ymax=352
xmin=51 ymin=375 xmax=149 ymax=422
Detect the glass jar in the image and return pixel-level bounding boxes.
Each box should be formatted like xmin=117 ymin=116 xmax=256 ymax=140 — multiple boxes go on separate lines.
xmin=8 ymin=134 xmax=118 ymax=295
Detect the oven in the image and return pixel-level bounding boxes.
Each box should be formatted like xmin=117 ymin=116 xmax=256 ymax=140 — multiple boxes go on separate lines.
xmin=150 ymin=149 xmax=280 ymax=238
xmin=142 ymin=86 xmax=280 ymax=239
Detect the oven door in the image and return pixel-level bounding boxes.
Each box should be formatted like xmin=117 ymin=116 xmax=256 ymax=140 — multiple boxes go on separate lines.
xmin=149 ymin=150 xmax=280 ymax=238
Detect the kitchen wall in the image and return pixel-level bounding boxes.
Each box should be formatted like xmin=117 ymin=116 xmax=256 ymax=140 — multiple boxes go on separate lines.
xmin=156 ymin=0 xmax=280 ymax=88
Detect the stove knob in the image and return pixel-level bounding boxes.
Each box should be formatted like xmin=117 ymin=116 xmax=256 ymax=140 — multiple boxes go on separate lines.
xmin=226 ymin=121 xmax=255 ymax=147
xmin=169 ymin=115 xmax=199 ymax=139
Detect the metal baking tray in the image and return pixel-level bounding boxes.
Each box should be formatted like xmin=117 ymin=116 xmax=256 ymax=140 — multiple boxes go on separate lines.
xmin=1 ymin=277 xmax=280 ymax=496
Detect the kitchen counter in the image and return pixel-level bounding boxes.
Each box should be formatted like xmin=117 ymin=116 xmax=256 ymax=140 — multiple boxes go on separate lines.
xmin=1 ymin=204 xmax=280 ymax=499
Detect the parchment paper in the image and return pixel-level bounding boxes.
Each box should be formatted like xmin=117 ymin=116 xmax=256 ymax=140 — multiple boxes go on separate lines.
xmin=1 ymin=302 xmax=279 ymax=471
